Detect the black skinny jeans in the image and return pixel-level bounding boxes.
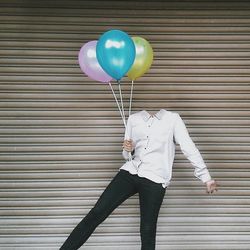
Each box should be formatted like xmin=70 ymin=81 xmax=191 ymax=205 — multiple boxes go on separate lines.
xmin=59 ymin=169 xmax=166 ymax=250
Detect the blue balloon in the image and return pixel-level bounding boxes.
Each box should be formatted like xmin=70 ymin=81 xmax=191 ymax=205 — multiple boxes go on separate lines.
xmin=96 ymin=30 xmax=136 ymax=81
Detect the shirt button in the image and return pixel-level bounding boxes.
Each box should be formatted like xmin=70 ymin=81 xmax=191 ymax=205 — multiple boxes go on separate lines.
xmin=146 ymin=136 xmax=149 ymax=138
xmin=144 ymin=147 xmax=146 ymax=149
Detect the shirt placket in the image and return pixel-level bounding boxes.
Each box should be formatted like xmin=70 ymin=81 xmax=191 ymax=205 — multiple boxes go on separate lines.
xmin=137 ymin=116 xmax=154 ymax=169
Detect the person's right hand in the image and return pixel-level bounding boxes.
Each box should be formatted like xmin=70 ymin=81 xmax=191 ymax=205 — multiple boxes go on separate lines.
xmin=122 ymin=139 xmax=134 ymax=152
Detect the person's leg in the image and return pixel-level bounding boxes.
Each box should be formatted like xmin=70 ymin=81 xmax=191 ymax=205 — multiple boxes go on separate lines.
xmin=138 ymin=177 xmax=166 ymax=250
xmin=60 ymin=169 xmax=137 ymax=250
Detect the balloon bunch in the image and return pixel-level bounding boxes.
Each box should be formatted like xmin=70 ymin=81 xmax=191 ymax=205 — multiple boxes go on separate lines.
xmin=78 ymin=29 xmax=153 ymax=160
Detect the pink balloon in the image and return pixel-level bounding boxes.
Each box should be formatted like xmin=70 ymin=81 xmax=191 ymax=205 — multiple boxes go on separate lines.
xmin=78 ymin=40 xmax=112 ymax=83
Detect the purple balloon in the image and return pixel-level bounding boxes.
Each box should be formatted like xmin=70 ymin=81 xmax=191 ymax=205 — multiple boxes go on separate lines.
xmin=78 ymin=40 xmax=112 ymax=83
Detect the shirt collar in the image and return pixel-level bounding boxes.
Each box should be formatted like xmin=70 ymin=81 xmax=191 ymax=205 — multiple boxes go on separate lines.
xmin=140 ymin=109 xmax=166 ymax=122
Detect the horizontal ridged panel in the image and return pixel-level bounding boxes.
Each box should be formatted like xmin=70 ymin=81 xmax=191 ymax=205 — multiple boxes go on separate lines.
xmin=0 ymin=0 xmax=250 ymax=249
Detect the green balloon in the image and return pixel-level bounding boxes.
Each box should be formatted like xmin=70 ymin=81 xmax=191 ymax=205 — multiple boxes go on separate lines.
xmin=127 ymin=37 xmax=154 ymax=81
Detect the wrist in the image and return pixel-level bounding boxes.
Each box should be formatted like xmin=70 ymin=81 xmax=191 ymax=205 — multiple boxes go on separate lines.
xmin=205 ymin=179 xmax=215 ymax=185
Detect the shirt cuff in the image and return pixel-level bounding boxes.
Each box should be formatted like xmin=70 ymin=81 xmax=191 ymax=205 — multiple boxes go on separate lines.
xmin=122 ymin=149 xmax=135 ymax=160
xmin=199 ymin=170 xmax=212 ymax=183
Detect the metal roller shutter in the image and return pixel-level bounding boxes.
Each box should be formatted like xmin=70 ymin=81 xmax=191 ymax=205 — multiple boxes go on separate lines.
xmin=0 ymin=0 xmax=250 ymax=249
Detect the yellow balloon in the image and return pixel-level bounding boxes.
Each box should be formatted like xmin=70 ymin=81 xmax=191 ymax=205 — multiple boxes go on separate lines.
xmin=127 ymin=37 xmax=153 ymax=81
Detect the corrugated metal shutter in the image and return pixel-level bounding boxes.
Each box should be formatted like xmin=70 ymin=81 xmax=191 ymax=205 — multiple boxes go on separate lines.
xmin=0 ymin=0 xmax=250 ymax=249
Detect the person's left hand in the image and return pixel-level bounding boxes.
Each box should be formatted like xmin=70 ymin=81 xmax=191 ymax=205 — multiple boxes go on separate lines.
xmin=205 ymin=179 xmax=219 ymax=194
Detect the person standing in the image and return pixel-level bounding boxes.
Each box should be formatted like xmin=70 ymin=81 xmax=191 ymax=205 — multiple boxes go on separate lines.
xmin=59 ymin=109 xmax=218 ymax=250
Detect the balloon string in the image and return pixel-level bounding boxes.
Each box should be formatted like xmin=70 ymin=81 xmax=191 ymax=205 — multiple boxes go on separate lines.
xmin=108 ymin=82 xmax=126 ymax=128
xmin=108 ymin=81 xmax=132 ymax=161
xmin=117 ymin=80 xmax=132 ymax=160
xmin=129 ymin=80 xmax=134 ymax=117
xmin=118 ymin=80 xmax=126 ymax=121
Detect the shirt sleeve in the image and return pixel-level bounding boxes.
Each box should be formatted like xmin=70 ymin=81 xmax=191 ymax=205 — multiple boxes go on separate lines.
xmin=173 ymin=113 xmax=212 ymax=183
xmin=122 ymin=115 xmax=135 ymax=160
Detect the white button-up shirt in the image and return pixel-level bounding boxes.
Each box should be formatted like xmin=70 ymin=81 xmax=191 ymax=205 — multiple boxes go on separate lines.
xmin=120 ymin=109 xmax=212 ymax=188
